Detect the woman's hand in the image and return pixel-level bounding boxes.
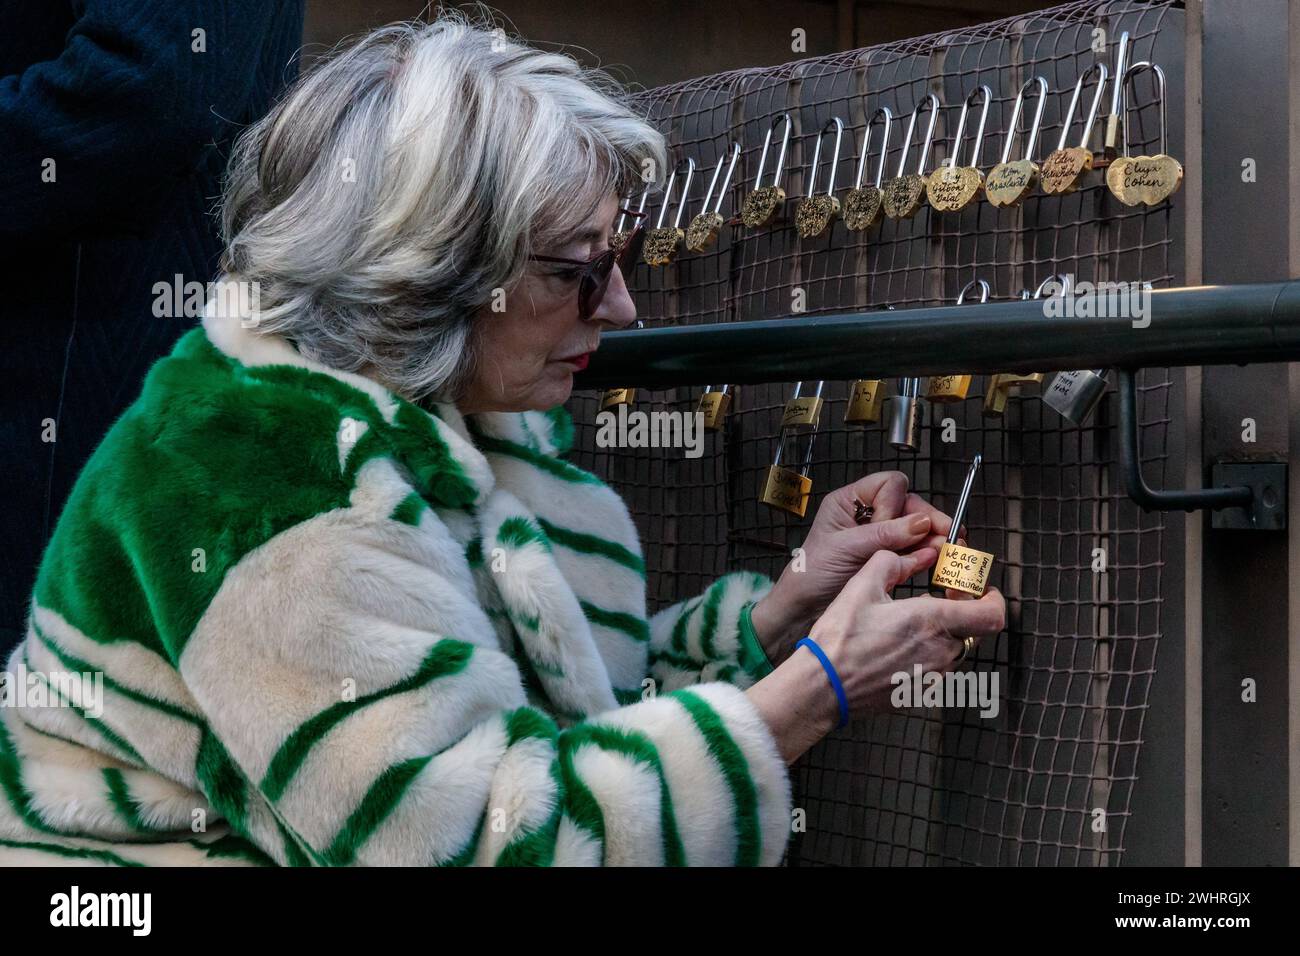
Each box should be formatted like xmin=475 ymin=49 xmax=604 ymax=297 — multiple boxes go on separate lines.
xmin=749 ymin=471 xmax=965 ymax=666
xmin=746 ymin=548 xmax=1005 ymax=764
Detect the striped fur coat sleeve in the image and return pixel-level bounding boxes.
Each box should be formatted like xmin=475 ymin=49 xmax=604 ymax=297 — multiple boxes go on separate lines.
xmin=0 ymin=301 xmax=792 ymax=866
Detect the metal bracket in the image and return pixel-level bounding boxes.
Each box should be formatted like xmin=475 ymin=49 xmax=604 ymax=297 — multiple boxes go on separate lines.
xmin=1117 ymin=368 xmax=1256 ymax=516
xmin=1210 ymin=462 xmax=1287 ymax=530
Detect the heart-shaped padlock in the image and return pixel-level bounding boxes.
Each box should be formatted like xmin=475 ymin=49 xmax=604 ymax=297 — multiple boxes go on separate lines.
xmin=1040 ymin=63 xmax=1107 ymax=196
xmin=926 ymin=84 xmax=991 ymax=213
xmin=1105 ymin=61 xmax=1184 ymax=207
xmin=985 ymin=75 xmax=1048 ymax=209
xmin=881 ymin=94 xmax=939 ymax=220
xmin=741 ymin=114 xmax=792 ymax=228
xmin=794 ymin=117 xmax=846 ymax=239
xmin=843 ymin=107 xmax=892 ymax=231
xmin=641 ymin=157 xmax=695 ymax=267
xmin=684 ymin=141 xmax=741 ymax=252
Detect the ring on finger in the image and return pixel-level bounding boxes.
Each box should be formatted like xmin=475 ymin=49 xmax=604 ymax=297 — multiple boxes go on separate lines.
xmin=952 ymin=635 xmax=978 ymax=665
xmin=853 ymin=499 xmax=874 ymax=525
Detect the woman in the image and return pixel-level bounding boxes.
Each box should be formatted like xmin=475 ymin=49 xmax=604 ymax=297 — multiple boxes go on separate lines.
xmin=0 ymin=15 xmax=1003 ymax=866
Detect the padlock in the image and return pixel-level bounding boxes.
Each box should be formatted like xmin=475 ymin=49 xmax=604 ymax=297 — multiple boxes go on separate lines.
xmin=844 ymin=377 xmax=885 ymax=423
xmin=741 ymin=113 xmax=792 ymax=228
xmin=601 ymin=387 xmax=636 ymax=410
xmin=611 ymin=187 xmax=648 ymax=256
xmin=795 ymin=118 xmax=846 ymax=239
xmin=985 ymin=76 xmax=1048 ymax=208
xmin=888 ymin=377 xmax=926 ymax=452
xmin=1105 ymin=61 xmax=1183 ymax=207
xmin=882 ymin=94 xmax=939 ymax=220
xmin=697 ymin=385 xmax=733 ymax=431
xmin=1043 ymin=368 xmax=1108 ymax=425
xmin=685 ymin=143 xmax=741 ymax=252
xmin=843 ymin=107 xmax=892 ymax=231
xmin=931 ymin=454 xmax=995 ymax=597
xmin=984 ymin=274 xmax=1072 ymax=416
xmin=642 ymin=157 xmax=696 ymax=267
xmin=759 ymin=462 xmax=813 ymax=517
xmin=926 ymin=85 xmax=991 ymax=213
xmin=780 ymin=380 xmax=824 ymax=429
xmin=927 ymin=279 xmax=989 ymax=402
xmin=760 ymin=381 xmax=822 ymax=518
xmin=1040 ymin=63 xmax=1108 ymax=196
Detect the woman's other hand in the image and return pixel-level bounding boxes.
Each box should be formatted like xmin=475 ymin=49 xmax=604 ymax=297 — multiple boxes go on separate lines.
xmin=746 ymin=549 xmax=1006 ymax=764
xmin=750 ymin=471 xmax=963 ymax=665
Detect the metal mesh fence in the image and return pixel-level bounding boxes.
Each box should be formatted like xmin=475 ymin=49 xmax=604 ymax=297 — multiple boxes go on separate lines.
xmin=566 ymin=0 xmax=1184 ymax=866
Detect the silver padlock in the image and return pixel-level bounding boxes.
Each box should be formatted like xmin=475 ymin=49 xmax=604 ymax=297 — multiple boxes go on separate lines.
xmin=1043 ymin=368 xmax=1108 ymax=424
xmin=888 ymin=377 xmax=926 ymax=452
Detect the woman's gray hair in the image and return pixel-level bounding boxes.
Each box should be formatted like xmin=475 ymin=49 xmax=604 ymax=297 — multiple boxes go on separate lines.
xmin=219 ymin=12 xmax=666 ymax=402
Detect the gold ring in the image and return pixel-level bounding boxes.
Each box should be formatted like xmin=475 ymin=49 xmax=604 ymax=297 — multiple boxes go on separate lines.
xmin=952 ymin=635 xmax=978 ymax=665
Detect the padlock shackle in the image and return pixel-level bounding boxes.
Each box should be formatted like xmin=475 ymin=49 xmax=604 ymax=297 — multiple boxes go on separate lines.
xmin=655 ymin=158 xmax=696 ymax=231
xmin=1109 ymin=31 xmax=1131 ymax=125
xmin=947 ymin=454 xmax=982 ymax=543
xmin=753 ymin=113 xmax=793 ymax=190
xmin=807 ymin=117 xmax=847 ymax=198
xmin=616 ymin=186 xmax=650 ymax=234
xmin=998 ymin=75 xmax=1049 ymax=165
xmin=701 ymin=142 xmax=742 ymax=215
xmin=655 ymin=157 xmax=697 ymax=229
xmin=1119 ymin=60 xmax=1169 ymax=156
xmin=1055 ymin=62 xmax=1108 ymax=152
xmin=956 ymin=278 xmax=991 ymax=304
xmin=1032 ymin=273 xmax=1073 ymax=299
xmin=853 ymin=107 xmax=893 ymax=189
xmin=896 ymin=94 xmax=940 ymax=178
xmin=948 ymin=85 xmax=993 ymax=169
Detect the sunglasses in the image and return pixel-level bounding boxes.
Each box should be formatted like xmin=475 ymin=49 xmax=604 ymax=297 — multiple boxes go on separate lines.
xmin=530 ymin=207 xmax=647 ymax=321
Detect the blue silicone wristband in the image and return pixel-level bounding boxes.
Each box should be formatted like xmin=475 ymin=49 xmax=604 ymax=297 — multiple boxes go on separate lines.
xmin=795 ymin=636 xmax=849 ymax=730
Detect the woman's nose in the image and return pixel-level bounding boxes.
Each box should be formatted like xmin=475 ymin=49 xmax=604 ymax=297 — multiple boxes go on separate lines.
xmin=590 ymin=264 xmax=638 ymax=329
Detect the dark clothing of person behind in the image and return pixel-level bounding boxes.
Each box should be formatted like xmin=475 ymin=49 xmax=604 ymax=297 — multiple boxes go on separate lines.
xmin=0 ymin=1 xmax=306 ymax=654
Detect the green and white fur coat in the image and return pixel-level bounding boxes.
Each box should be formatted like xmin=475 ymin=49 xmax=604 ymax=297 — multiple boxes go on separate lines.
xmin=0 ymin=301 xmax=791 ymax=866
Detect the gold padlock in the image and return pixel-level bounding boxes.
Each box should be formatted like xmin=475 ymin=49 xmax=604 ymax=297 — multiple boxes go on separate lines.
xmin=741 ymin=113 xmax=792 ymax=229
xmin=601 ymin=387 xmax=636 ymax=410
xmin=697 ymin=386 xmax=732 ymax=431
xmin=983 ymin=274 xmax=1072 ymax=416
xmin=1040 ymin=63 xmax=1107 ymax=196
xmin=780 ymin=392 xmax=823 ymax=428
xmin=1105 ymin=61 xmax=1183 ymax=207
xmin=685 ymin=143 xmax=741 ymax=253
xmin=795 ymin=118 xmax=846 ymax=239
xmin=844 ymin=378 xmax=885 ymax=423
xmin=642 ymin=157 xmax=696 ymax=267
xmin=882 ymin=94 xmax=939 ymax=220
xmin=843 ymin=107 xmax=892 ymax=231
xmin=760 ymin=463 xmax=813 ymax=517
xmin=985 ymin=76 xmax=1048 ymax=208
xmin=931 ymin=454 xmax=994 ymax=597
xmin=926 ymin=85 xmax=991 ymax=214
xmin=927 ymin=279 xmax=989 ymax=402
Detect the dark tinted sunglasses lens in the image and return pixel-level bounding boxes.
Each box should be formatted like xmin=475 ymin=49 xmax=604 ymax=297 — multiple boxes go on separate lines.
xmin=619 ymin=227 xmax=646 ymax=277
xmin=581 ymin=252 xmax=618 ymax=320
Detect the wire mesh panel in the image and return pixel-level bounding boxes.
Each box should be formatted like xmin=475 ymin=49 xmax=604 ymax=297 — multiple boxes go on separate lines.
xmin=566 ymin=0 xmax=1184 ymax=866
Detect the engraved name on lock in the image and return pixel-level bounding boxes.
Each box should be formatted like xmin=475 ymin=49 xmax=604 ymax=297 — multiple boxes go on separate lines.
xmin=760 ymin=464 xmax=812 ymax=517
xmin=781 ymin=396 xmax=823 ymax=428
xmin=931 ymin=542 xmax=995 ymax=596
xmin=601 ymin=387 xmax=636 ymax=409
xmin=844 ymin=379 xmax=885 ymax=423
xmin=698 ymin=390 xmax=731 ymax=430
